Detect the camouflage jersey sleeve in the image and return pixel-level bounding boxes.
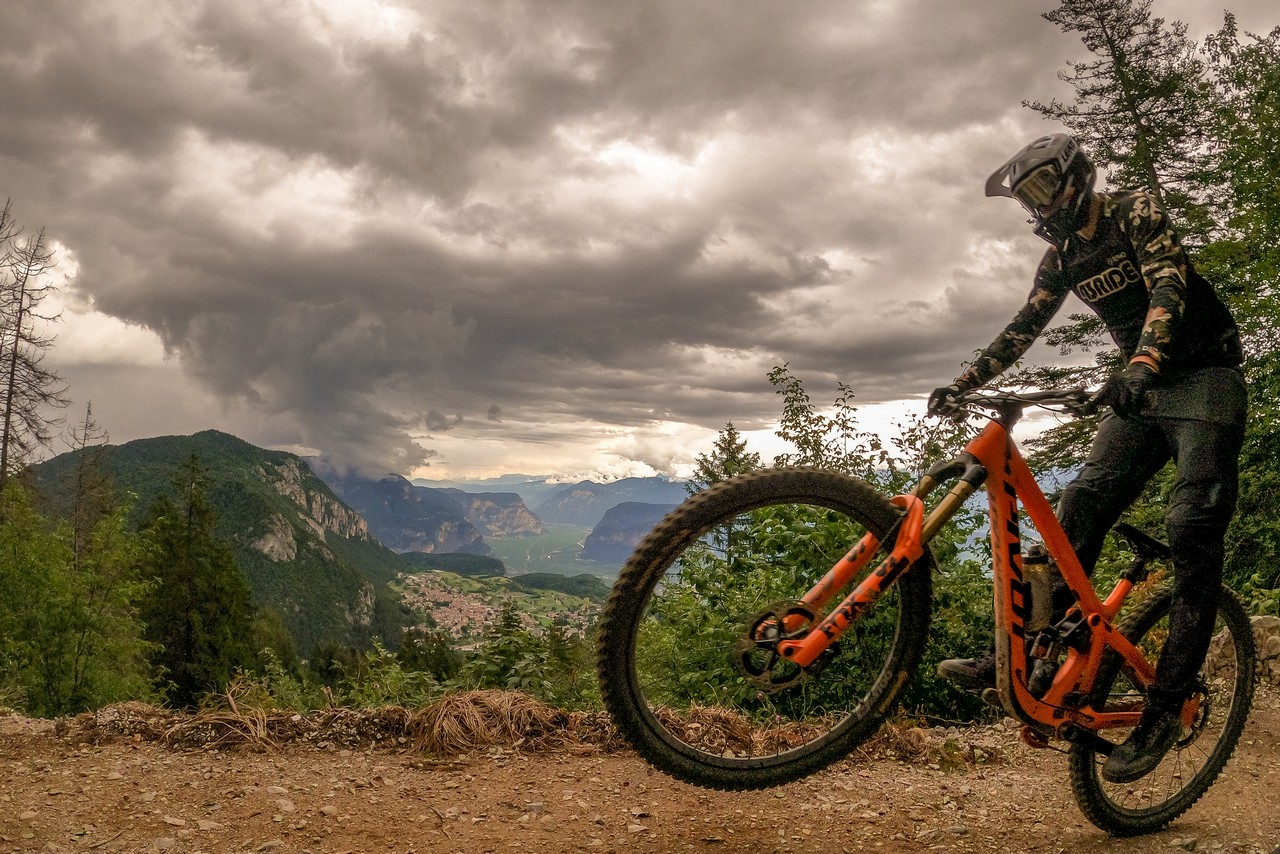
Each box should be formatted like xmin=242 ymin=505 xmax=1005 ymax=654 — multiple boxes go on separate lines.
xmin=1116 ymin=192 xmax=1187 ymax=372
xmin=954 ymin=254 xmax=1069 ymax=390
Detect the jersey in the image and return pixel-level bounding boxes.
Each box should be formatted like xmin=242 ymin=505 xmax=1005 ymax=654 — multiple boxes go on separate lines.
xmin=955 ymin=190 xmax=1241 ymax=391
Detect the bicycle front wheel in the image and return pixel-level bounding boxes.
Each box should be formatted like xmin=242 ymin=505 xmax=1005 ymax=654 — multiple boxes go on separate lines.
xmin=1068 ymin=585 xmax=1256 ymax=836
xmin=596 ymin=467 xmax=934 ymax=790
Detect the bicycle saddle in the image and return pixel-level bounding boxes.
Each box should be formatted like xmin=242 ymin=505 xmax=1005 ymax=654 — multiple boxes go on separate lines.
xmin=1112 ymin=522 xmax=1172 ymax=561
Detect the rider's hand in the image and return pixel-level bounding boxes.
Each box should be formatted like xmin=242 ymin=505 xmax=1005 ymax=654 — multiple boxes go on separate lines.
xmin=1095 ymin=362 xmax=1155 ymax=418
xmin=927 ymin=384 xmax=963 ymax=417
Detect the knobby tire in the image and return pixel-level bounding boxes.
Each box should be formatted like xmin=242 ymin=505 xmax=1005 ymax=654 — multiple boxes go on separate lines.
xmin=1068 ymin=585 xmax=1256 ymax=836
xmin=596 ymin=467 xmax=934 ymax=790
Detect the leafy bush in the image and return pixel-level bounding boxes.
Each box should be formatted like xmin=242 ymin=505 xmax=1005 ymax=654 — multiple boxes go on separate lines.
xmin=335 ymin=642 xmax=443 ymax=709
xmin=230 ymin=636 xmax=461 ymax=712
xmin=455 ymin=603 xmax=597 ymax=709
xmin=0 ymin=481 xmax=156 ymax=716
xmin=904 ymin=557 xmax=996 ymax=722
xmin=1242 ymin=571 xmax=1280 ymax=616
xmin=213 ymin=648 xmax=324 ymax=712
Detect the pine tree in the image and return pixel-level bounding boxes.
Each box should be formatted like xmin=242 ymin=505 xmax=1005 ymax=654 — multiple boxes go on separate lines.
xmin=63 ymin=404 xmax=114 ymax=566
xmin=1202 ymin=16 xmax=1280 ymax=262
xmin=687 ymin=422 xmax=762 ymax=494
xmin=138 ymin=454 xmax=255 ymax=707
xmin=1199 ymin=16 xmax=1280 ymax=600
xmin=1026 ymin=0 xmax=1215 ymax=237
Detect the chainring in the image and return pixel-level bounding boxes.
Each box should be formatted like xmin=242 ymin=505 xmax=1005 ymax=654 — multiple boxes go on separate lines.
xmin=733 ymin=600 xmax=837 ymax=692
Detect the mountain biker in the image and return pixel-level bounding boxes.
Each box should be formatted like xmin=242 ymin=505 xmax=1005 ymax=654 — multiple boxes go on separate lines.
xmin=927 ymin=134 xmax=1246 ymax=784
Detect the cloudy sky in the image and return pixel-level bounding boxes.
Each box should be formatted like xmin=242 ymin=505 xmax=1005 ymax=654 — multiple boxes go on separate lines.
xmin=2 ymin=0 xmax=1274 ymax=481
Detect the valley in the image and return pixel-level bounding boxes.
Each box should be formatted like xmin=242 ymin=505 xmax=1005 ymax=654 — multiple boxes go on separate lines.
xmin=484 ymin=525 xmax=622 ymax=579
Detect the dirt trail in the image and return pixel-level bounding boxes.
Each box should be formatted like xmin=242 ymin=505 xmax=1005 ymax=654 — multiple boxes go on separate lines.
xmin=2 ymin=689 xmax=1278 ymax=854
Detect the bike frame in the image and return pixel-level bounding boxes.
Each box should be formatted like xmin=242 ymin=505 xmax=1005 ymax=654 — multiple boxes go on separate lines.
xmin=775 ymin=400 xmax=1171 ymax=738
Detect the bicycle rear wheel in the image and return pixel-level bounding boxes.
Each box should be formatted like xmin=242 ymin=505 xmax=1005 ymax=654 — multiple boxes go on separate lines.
xmin=596 ymin=467 xmax=934 ymax=790
xmin=1068 ymin=585 xmax=1256 ymax=836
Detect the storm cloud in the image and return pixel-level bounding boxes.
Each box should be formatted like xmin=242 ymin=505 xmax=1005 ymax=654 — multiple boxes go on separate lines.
xmin=1 ymin=0 xmax=1270 ymax=477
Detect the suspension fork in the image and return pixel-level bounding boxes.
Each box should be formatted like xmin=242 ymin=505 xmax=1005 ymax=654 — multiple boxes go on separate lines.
xmin=776 ymin=456 xmax=987 ymax=668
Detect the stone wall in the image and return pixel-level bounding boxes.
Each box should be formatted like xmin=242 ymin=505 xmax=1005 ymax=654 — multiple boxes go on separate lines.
xmin=1252 ymin=615 xmax=1280 ymax=687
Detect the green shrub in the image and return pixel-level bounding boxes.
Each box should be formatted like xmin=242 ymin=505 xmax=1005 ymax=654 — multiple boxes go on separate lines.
xmin=335 ymin=642 xmax=443 ymax=708
xmin=455 ymin=603 xmax=597 ymax=709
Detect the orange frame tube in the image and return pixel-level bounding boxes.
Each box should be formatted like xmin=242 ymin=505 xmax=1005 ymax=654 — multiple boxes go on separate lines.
xmin=950 ymin=420 xmax=1153 ymax=730
xmin=776 ymin=416 xmax=1158 ymax=734
xmin=779 ymin=495 xmax=924 ymax=668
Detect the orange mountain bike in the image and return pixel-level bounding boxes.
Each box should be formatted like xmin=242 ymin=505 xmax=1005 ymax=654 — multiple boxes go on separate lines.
xmin=596 ymin=388 xmax=1256 ymax=836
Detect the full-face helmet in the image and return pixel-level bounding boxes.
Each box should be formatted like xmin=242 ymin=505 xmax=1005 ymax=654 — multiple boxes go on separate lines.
xmin=986 ymin=134 xmax=1096 ymax=244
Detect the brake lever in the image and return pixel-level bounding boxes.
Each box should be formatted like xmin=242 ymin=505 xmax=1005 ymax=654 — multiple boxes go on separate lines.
xmin=1072 ymin=388 xmax=1106 ymax=417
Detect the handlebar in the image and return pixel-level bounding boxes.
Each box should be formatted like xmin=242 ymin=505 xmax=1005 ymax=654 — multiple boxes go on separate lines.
xmin=946 ymin=387 xmax=1105 ymax=421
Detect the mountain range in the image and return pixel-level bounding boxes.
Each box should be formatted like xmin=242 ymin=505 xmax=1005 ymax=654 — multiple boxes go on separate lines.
xmin=310 ymin=467 xmax=490 ymax=555
xmin=415 ymin=474 xmax=687 ymax=528
xmin=31 ymin=431 xmax=689 ymax=655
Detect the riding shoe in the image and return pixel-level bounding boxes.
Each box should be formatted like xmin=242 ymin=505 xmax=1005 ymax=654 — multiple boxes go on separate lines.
xmin=939 ymin=649 xmax=1062 ymax=699
xmin=1102 ymin=708 xmax=1182 ymax=784
xmin=936 ymin=650 xmax=996 ymax=690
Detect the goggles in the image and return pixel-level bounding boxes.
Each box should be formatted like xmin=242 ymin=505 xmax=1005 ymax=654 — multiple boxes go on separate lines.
xmin=1011 ymin=163 xmax=1065 ymax=215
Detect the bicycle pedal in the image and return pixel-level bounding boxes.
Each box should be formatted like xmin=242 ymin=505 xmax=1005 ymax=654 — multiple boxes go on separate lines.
xmin=981 ymin=687 xmax=1002 ymax=709
xmin=1020 ymin=726 xmax=1050 ymax=749
xmin=1020 ymin=726 xmax=1068 ymax=754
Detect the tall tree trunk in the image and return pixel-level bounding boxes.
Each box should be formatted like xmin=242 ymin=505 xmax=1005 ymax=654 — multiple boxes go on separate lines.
xmin=0 ymin=260 xmax=30 ymax=488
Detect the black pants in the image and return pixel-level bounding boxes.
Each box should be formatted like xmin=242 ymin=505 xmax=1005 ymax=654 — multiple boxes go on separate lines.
xmin=1054 ymin=406 xmax=1244 ymax=715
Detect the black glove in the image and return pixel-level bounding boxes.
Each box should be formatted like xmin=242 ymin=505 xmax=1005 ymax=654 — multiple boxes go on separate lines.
xmin=1095 ymin=363 xmax=1155 ymax=418
xmin=927 ymin=384 xmax=963 ymax=417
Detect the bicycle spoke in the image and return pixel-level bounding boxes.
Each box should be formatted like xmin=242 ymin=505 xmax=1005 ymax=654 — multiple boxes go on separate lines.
xmin=1068 ymin=586 xmax=1255 ymax=836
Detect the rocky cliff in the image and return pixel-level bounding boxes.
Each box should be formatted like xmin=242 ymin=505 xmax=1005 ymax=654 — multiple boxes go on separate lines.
xmin=262 ymin=458 xmax=369 ymax=542
xmin=440 ymin=489 xmax=544 ymax=537
xmin=581 ymin=501 xmax=674 ymax=563
xmin=316 ymin=470 xmax=488 ymax=555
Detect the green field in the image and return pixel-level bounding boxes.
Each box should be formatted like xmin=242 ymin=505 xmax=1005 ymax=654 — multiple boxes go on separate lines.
xmin=485 ymin=524 xmax=621 ymax=580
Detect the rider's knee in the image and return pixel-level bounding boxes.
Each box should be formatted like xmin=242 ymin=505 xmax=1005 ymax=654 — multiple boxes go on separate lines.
xmin=1166 ymin=480 xmax=1237 ymax=532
